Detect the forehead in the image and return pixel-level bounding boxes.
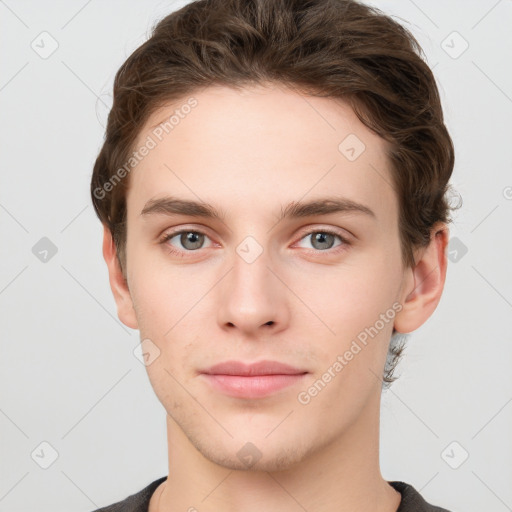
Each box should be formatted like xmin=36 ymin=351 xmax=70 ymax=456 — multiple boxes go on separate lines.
xmin=127 ymin=84 xmax=397 ymax=225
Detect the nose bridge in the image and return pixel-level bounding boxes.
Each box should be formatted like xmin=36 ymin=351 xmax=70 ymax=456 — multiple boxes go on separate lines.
xmin=217 ymin=232 xmax=287 ymax=331
xmin=231 ymin=233 xmax=276 ymax=303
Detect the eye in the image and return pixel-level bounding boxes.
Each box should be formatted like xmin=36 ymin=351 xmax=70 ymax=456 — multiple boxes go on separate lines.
xmin=295 ymin=229 xmax=349 ymax=252
xmin=159 ymin=227 xmax=351 ymax=257
xmin=160 ymin=229 xmax=212 ymax=254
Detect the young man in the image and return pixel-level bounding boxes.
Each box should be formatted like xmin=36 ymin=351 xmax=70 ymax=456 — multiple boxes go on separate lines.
xmin=90 ymin=0 xmax=455 ymax=510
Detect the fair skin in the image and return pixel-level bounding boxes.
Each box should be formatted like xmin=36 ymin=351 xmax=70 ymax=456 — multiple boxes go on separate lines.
xmin=102 ymin=83 xmax=448 ymax=512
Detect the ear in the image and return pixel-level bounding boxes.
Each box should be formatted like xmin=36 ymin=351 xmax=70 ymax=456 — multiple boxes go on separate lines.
xmin=102 ymin=224 xmax=139 ymax=330
xmin=394 ymin=222 xmax=449 ymax=334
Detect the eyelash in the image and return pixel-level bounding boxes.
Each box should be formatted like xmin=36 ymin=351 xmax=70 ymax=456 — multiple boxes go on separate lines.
xmin=159 ymin=227 xmax=351 ymax=258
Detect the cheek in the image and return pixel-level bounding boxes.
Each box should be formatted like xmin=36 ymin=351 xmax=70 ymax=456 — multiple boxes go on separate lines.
xmin=127 ymin=242 xmax=187 ymax=328
xmin=127 ymin=251 xmax=208 ymax=366
xmin=298 ymin=260 xmax=400 ymax=335
xmin=296 ymin=257 xmax=402 ymax=391
xmin=131 ymin=278 xmax=195 ymax=342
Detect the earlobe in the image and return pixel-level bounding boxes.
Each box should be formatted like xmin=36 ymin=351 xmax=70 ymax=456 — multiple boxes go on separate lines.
xmin=102 ymin=225 xmax=139 ymax=330
xmin=394 ymin=223 xmax=449 ymax=334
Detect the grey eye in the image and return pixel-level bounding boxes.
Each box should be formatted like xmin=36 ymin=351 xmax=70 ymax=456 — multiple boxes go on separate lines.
xmin=311 ymin=232 xmax=337 ymax=250
xmin=297 ymin=231 xmax=342 ymax=251
xmin=178 ymin=231 xmax=205 ymax=250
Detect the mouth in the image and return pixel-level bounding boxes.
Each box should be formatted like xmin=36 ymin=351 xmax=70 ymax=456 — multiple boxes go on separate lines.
xmin=199 ymin=360 xmax=308 ymax=399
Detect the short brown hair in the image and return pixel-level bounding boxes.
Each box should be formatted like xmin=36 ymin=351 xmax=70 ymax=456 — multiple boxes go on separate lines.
xmin=90 ymin=0 xmax=457 ymax=385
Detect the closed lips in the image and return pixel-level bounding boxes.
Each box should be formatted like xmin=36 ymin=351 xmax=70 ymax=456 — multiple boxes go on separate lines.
xmin=202 ymin=360 xmax=308 ymax=376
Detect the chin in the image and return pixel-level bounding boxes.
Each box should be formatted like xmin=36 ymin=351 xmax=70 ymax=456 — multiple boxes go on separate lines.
xmin=184 ymin=425 xmax=310 ymax=473
xmin=205 ymin=442 xmax=308 ymax=473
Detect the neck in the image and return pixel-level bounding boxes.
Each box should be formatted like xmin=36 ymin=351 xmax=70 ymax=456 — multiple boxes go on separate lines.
xmin=150 ymin=391 xmax=401 ymax=512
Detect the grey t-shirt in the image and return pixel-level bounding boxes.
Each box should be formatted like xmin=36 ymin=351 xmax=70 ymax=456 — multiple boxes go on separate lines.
xmin=91 ymin=476 xmax=453 ymax=511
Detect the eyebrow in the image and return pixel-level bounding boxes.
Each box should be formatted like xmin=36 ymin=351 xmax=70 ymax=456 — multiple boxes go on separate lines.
xmin=140 ymin=195 xmax=376 ymax=222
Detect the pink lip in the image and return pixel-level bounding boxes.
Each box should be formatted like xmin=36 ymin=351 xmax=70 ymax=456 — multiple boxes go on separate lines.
xmin=203 ymin=360 xmax=306 ymax=376
xmin=200 ymin=360 xmax=308 ymax=399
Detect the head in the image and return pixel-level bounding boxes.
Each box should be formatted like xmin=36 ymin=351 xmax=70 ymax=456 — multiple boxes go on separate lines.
xmin=91 ymin=0 xmax=455 ymax=471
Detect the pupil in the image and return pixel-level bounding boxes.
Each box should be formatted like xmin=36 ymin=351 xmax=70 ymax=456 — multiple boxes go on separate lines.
xmin=314 ymin=232 xmax=332 ymax=250
xmin=182 ymin=232 xmax=202 ymax=249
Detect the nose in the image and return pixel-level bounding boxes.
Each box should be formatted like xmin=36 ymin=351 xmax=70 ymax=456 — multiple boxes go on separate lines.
xmin=216 ymin=245 xmax=290 ymax=336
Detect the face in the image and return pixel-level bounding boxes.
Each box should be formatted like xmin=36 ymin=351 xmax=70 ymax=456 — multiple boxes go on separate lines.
xmin=117 ymin=83 xmax=412 ymax=471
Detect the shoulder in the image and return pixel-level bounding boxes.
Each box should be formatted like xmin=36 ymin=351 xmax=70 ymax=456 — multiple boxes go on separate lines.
xmin=90 ymin=476 xmax=167 ymax=512
xmin=389 ymin=481 xmax=453 ymax=512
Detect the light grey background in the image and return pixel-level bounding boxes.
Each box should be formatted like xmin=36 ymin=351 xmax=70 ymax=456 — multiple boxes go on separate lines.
xmin=1 ymin=1 xmax=511 ymax=511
